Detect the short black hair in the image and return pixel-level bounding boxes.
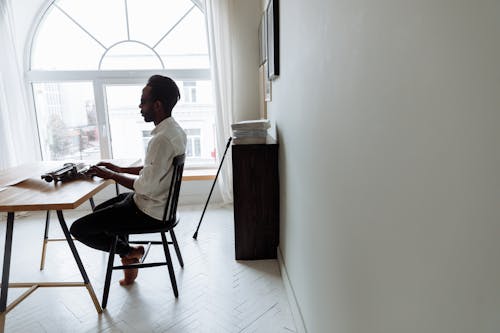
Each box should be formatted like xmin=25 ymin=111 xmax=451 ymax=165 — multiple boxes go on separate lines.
xmin=147 ymin=75 xmax=180 ymax=114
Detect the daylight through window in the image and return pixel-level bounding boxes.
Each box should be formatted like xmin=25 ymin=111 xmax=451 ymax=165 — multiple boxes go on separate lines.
xmin=28 ymin=0 xmax=216 ymax=168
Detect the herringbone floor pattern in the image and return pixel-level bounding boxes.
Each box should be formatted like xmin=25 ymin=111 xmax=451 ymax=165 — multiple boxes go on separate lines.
xmin=0 ymin=206 xmax=296 ymax=332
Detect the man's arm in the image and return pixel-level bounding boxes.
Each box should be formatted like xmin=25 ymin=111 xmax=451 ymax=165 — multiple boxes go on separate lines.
xmin=89 ymin=166 xmax=136 ymax=190
xmin=96 ymin=162 xmax=143 ymax=175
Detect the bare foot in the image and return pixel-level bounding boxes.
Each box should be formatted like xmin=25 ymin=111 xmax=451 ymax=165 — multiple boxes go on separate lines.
xmin=119 ymin=257 xmax=139 ymax=286
xmin=126 ymin=245 xmax=145 ymax=260
xmin=119 ymin=246 xmax=145 ymax=286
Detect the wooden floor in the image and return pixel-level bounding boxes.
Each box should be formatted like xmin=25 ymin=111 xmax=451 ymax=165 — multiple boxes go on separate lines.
xmin=0 ymin=206 xmax=296 ymax=332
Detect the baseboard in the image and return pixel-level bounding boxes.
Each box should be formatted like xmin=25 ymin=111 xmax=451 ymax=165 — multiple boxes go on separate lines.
xmin=277 ymin=246 xmax=307 ymax=333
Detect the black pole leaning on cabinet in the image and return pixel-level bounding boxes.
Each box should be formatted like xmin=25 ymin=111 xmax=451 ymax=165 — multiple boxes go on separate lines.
xmin=193 ymin=137 xmax=232 ymax=239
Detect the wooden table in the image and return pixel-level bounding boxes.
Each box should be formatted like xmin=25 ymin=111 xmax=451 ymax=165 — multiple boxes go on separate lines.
xmin=0 ymin=162 xmax=114 ymax=332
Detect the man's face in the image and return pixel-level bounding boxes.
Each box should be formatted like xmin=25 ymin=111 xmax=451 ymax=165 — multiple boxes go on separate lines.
xmin=139 ymin=86 xmax=154 ymax=123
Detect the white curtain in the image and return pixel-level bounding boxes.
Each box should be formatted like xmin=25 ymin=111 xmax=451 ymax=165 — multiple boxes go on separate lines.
xmin=204 ymin=0 xmax=234 ymax=203
xmin=0 ymin=0 xmax=40 ymax=170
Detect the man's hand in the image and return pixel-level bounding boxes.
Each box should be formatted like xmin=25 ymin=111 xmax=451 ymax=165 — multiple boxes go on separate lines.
xmin=96 ymin=162 xmax=121 ymax=173
xmin=96 ymin=162 xmax=143 ymax=175
xmin=89 ymin=165 xmax=116 ymax=180
xmin=89 ymin=165 xmax=136 ymax=190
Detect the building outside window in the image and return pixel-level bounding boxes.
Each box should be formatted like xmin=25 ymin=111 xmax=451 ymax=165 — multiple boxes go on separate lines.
xmin=183 ymin=81 xmax=197 ymax=103
xmin=185 ymin=128 xmax=201 ymax=157
xmin=28 ymin=0 xmax=216 ymax=168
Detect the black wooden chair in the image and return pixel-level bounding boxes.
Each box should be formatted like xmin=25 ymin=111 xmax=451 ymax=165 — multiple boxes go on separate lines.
xmin=102 ymin=154 xmax=185 ymax=309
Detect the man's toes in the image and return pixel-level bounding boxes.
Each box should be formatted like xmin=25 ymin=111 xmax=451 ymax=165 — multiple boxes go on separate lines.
xmin=119 ymin=268 xmax=139 ymax=286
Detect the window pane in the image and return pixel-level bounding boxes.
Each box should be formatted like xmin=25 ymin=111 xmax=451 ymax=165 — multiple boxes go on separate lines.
xmin=100 ymin=42 xmax=163 ymax=70
xmin=31 ymin=0 xmax=210 ymax=71
xmin=30 ymin=1 xmax=216 ymax=169
xmin=194 ymin=137 xmax=201 ymax=156
xmin=31 ymin=7 xmax=104 ymax=70
xmin=155 ymin=8 xmax=209 ymax=69
xmin=174 ymin=80 xmax=216 ymax=166
xmin=183 ymin=81 xmax=198 ymax=103
xmin=127 ymin=0 xmax=194 ymax=47
xmin=186 ymin=138 xmax=193 ymax=157
xmin=57 ymin=0 xmax=127 ymax=48
xmin=33 ymin=82 xmax=100 ymax=160
xmin=106 ymin=82 xmax=216 ymax=167
xmin=185 ymin=129 xmax=201 ymax=135
xmin=105 ymin=85 xmax=152 ymax=159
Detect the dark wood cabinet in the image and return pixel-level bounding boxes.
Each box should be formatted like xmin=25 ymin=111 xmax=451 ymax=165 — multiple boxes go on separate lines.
xmin=232 ymin=140 xmax=279 ymax=260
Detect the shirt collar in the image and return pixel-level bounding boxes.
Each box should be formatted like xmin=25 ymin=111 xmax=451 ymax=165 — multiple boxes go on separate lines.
xmin=151 ymin=116 xmax=172 ymax=135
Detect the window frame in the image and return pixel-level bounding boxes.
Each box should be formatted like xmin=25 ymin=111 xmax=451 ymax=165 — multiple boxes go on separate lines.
xmin=25 ymin=0 xmax=215 ymax=168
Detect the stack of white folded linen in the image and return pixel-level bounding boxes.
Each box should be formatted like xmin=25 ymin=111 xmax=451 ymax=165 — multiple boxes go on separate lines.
xmin=231 ymin=119 xmax=271 ymax=144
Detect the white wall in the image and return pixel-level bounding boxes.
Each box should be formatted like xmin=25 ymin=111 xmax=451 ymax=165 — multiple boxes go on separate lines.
xmin=230 ymin=0 xmax=261 ymax=122
xmin=268 ymin=1 xmax=500 ymax=332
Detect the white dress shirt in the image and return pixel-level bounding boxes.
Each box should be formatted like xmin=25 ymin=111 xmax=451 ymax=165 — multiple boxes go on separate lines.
xmin=133 ymin=117 xmax=186 ymax=220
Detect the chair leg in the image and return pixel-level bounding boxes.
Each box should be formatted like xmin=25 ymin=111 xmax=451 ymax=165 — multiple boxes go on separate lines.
xmin=89 ymin=197 xmax=96 ymax=211
xmin=39 ymin=210 xmax=51 ymax=270
xmin=161 ymin=232 xmax=178 ymax=297
xmin=102 ymin=236 xmax=118 ymax=309
xmin=169 ymin=230 xmax=184 ymax=268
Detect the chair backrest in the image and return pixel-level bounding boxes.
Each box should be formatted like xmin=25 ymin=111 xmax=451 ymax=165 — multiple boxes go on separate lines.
xmin=162 ymin=154 xmax=185 ymax=224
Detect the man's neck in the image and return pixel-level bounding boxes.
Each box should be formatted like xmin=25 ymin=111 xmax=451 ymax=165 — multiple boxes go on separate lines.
xmin=153 ymin=114 xmax=170 ymax=126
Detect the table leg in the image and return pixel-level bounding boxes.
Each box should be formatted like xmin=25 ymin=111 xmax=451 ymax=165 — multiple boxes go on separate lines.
xmin=0 ymin=313 xmax=4 ymax=333
xmin=39 ymin=210 xmax=51 ymax=270
xmin=0 ymin=213 xmax=14 ymax=310
xmin=89 ymin=197 xmax=95 ymax=211
xmin=56 ymin=210 xmax=102 ymax=313
xmin=0 ymin=212 xmax=14 ymax=332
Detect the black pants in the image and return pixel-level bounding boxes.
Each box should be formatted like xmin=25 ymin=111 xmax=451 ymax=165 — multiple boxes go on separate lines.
xmin=70 ymin=192 xmax=162 ymax=256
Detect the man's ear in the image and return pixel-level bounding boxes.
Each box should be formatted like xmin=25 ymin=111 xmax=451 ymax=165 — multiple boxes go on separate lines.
xmin=153 ymin=100 xmax=162 ymax=112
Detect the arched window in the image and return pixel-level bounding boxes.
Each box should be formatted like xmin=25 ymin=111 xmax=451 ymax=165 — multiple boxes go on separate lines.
xmin=28 ymin=0 xmax=216 ymax=167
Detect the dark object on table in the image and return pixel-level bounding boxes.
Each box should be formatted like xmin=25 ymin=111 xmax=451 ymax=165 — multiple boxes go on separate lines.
xmin=41 ymin=163 xmax=91 ymax=183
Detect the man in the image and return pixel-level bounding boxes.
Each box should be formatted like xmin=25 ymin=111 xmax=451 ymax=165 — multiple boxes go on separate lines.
xmin=70 ymin=75 xmax=187 ymax=286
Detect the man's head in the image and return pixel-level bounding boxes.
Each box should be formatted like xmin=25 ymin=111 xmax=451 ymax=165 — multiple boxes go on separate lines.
xmin=139 ymin=75 xmax=180 ymax=124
